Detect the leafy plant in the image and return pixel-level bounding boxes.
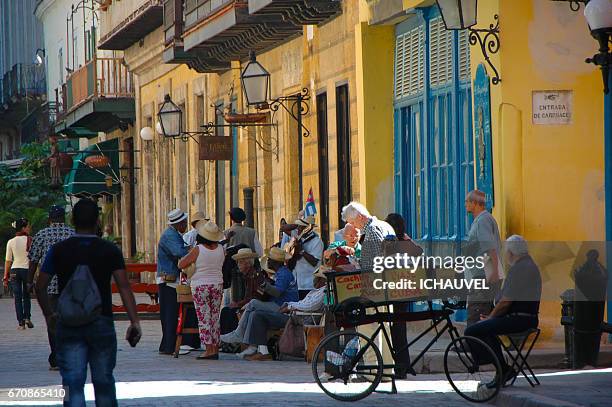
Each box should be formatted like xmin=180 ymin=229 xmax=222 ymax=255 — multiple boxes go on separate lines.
xmin=0 ymin=141 xmax=65 ymax=260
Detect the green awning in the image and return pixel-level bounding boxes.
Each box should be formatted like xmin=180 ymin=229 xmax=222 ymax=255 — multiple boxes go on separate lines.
xmin=63 ymin=138 xmax=121 ymax=198
xmin=55 ymin=123 xmax=99 ymax=139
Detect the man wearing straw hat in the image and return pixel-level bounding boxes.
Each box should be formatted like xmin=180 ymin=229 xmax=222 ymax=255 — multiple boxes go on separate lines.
xmin=157 ymin=208 xmax=190 ymax=355
xmin=183 ymin=211 xmax=210 ymax=248
xmin=219 ymin=248 xmax=261 ymax=353
xmin=220 ymin=247 xmax=298 ymax=352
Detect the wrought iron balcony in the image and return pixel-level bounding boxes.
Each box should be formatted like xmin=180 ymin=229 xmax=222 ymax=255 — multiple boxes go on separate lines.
xmin=54 ymin=55 xmax=135 ymax=135
xmin=1 ymin=63 xmax=46 ymax=107
xmin=163 ymin=0 xmax=341 ymax=72
xmin=98 ymin=0 xmax=164 ymax=50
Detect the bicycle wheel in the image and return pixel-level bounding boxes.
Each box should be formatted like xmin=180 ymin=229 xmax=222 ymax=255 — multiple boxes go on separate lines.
xmin=444 ymin=335 xmax=502 ymax=403
xmin=312 ymin=330 xmax=383 ymax=402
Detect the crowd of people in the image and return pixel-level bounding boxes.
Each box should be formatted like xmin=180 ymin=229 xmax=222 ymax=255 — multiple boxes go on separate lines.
xmin=1 ymin=189 xmax=543 ymax=405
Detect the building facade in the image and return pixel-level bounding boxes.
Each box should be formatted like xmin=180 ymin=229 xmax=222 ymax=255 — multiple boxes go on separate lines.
xmin=357 ymin=0 xmax=606 ymax=341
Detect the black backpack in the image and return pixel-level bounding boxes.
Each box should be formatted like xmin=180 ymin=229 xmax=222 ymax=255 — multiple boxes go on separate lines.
xmin=57 ymin=264 xmax=102 ymax=327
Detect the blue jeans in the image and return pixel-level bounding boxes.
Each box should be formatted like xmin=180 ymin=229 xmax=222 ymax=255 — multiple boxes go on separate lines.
xmin=56 ymin=316 xmax=118 ymax=407
xmin=10 ymin=268 xmax=30 ymax=323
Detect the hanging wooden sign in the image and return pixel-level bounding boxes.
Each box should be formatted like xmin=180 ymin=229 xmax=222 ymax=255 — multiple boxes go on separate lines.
xmin=199 ymin=136 xmax=233 ymax=161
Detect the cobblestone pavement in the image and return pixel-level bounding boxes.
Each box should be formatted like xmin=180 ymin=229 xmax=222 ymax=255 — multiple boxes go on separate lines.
xmin=0 ymin=298 xmax=485 ymax=406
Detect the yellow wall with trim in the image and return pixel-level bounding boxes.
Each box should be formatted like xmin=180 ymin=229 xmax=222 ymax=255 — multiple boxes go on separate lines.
xmin=119 ymin=4 xmax=361 ymax=260
xmin=361 ymin=0 xmax=605 ymax=343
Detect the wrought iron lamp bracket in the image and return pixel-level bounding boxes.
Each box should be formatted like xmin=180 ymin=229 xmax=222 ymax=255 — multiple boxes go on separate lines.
xmin=468 ymin=15 xmax=501 ymax=85
xmin=266 ymin=87 xmax=311 ymax=138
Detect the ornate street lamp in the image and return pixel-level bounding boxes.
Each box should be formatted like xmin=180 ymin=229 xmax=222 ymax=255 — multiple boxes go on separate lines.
xmin=240 ymin=51 xmax=312 ymax=208
xmin=584 ymin=0 xmax=612 ymax=94
xmin=241 ymin=51 xmax=271 ymax=107
xmin=436 ymin=0 xmax=477 ymax=29
xmin=435 ymin=0 xmax=501 ymax=85
xmin=157 ymin=94 xmax=182 ymax=138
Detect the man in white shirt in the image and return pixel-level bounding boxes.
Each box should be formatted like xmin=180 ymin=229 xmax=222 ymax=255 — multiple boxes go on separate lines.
xmin=286 ymin=217 xmax=324 ymax=299
xmin=183 ymin=211 xmax=209 ymax=247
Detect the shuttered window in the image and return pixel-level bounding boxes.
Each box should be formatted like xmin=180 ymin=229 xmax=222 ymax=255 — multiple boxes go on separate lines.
xmin=394 ymin=26 xmax=424 ymax=100
xmin=428 ymin=16 xmax=453 ymax=88
xmin=394 ymin=7 xmax=475 ymax=244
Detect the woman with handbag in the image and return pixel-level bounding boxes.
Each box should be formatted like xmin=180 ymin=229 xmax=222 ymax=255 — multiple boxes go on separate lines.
xmin=3 ymin=218 xmax=33 ymax=329
xmin=178 ymin=221 xmax=226 ymax=360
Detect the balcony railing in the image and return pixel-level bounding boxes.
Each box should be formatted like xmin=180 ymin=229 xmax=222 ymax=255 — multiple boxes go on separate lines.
xmin=61 ymin=56 xmax=133 ymax=115
xmin=1 ymin=63 xmax=46 ymax=106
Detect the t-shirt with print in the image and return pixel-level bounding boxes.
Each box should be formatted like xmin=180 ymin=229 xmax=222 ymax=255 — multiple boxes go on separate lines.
xmin=41 ymin=235 xmax=125 ymax=318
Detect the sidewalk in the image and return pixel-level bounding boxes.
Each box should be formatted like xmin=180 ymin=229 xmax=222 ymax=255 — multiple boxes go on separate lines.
xmin=1 ymin=298 xmax=611 ymax=406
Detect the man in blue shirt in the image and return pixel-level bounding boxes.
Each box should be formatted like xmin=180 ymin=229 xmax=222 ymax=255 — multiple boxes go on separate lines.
xmin=220 ymin=247 xmax=298 ymax=355
xmin=157 ymin=208 xmax=191 ymax=355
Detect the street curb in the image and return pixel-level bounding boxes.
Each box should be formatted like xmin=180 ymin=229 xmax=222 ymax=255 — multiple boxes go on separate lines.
xmin=413 ymin=349 xmax=612 ymax=374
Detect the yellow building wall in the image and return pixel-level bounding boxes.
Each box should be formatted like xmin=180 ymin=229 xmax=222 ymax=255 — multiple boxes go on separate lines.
xmin=361 ymin=0 xmax=606 ymax=344
xmin=123 ymin=2 xmax=361 ymax=258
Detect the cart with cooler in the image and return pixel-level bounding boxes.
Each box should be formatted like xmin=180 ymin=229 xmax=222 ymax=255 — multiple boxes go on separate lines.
xmin=311 ymin=265 xmax=504 ymax=403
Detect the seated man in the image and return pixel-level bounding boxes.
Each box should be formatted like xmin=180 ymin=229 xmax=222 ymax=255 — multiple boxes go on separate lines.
xmin=241 ymin=268 xmax=328 ymax=361
xmin=464 ymin=235 xmax=542 ymax=387
xmin=220 ymin=248 xmax=260 ymax=338
xmin=220 ymin=247 xmax=298 ymax=356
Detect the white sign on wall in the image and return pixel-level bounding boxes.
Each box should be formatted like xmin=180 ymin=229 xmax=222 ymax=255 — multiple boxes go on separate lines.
xmin=532 ymin=90 xmax=573 ymax=125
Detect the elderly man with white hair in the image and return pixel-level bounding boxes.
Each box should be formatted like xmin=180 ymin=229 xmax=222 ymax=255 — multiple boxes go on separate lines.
xmin=464 ymin=234 xmax=542 ymax=387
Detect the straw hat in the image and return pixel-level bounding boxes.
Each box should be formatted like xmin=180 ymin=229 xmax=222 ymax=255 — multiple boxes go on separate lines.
xmin=294 ymin=216 xmax=316 ymax=228
xmin=190 ymin=211 xmax=209 ymax=226
xmin=232 ymin=248 xmax=259 ymax=261
xmin=167 ymin=208 xmax=187 ymax=225
xmin=260 ymin=247 xmax=290 ymax=274
xmin=196 ymin=221 xmax=225 ymax=242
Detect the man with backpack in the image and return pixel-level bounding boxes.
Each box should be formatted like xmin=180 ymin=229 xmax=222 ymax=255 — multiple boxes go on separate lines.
xmin=36 ymin=199 xmax=141 ymax=407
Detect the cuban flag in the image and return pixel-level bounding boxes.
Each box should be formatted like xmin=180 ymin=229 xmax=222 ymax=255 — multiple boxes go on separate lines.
xmin=304 ymin=187 xmax=317 ymax=217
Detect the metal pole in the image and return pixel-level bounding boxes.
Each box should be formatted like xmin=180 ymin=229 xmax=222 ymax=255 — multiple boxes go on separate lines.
xmin=243 ymin=187 xmax=255 ymax=228
xmin=605 ymin=69 xmax=612 ymax=341
xmin=71 ymin=5 xmax=75 ymax=70
xmin=297 ymin=93 xmax=303 ymax=210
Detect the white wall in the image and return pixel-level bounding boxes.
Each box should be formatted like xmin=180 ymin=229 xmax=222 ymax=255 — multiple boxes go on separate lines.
xmin=36 ymin=0 xmax=111 ymax=104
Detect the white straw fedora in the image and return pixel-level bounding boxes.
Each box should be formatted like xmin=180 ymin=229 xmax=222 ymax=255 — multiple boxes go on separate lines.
xmin=167 ymin=208 xmax=187 ymax=225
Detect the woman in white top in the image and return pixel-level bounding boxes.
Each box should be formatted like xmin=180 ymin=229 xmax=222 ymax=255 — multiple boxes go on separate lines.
xmin=3 ymin=218 xmax=33 ymax=329
xmin=178 ymin=221 xmax=226 ymax=360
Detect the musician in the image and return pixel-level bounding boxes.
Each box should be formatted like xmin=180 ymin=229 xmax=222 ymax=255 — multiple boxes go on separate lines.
xmin=286 ymin=217 xmax=324 ymax=300
xmin=220 ymin=247 xmax=298 ymax=356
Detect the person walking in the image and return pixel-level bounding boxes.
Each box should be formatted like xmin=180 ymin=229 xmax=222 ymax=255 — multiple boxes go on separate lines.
xmin=178 ymin=221 xmax=226 ymax=360
xmin=3 ymin=218 xmax=33 ymax=329
xmin=157 ymin=208 xmax=190 ymax=355
xmin=27 ymin=205 xmax=75 ymax=370
xmin=463 ymin=190 xmax=504 ymax=326
xmin=35 ymin=199 xmax=141 ymax=407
